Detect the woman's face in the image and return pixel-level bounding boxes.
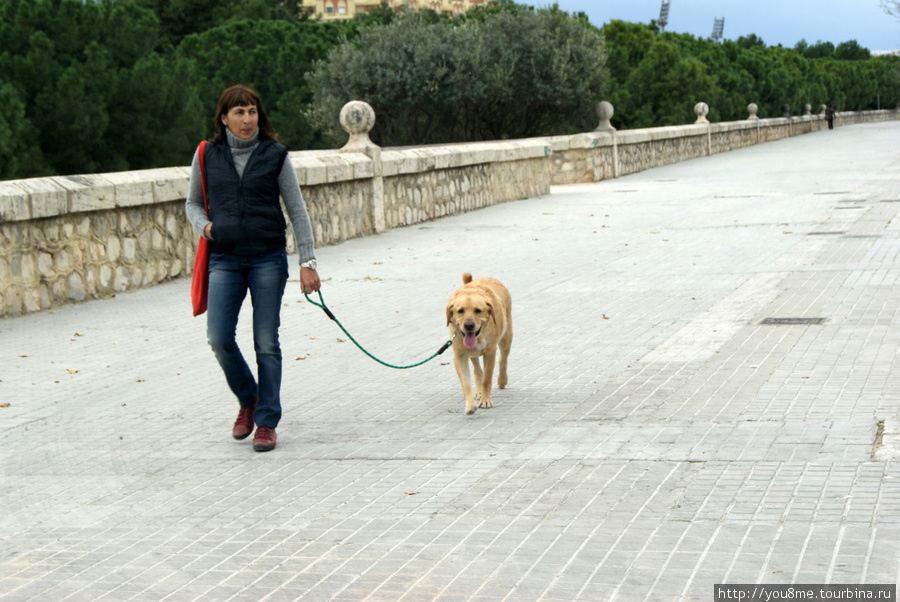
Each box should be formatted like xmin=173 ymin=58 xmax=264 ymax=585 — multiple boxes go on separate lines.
xmin=221 ymin=104 xmax=259 ymax=140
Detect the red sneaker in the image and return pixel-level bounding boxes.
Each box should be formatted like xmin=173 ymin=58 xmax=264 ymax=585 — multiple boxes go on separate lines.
xmin=253 ymin=426 xmax=277 ymax=452
xmin=232 ymin=400 xmax=257 ymax=440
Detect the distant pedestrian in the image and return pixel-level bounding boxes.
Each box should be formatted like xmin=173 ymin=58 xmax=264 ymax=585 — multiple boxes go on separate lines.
xmin=825 ymin=105 xmax=836 ymax=130
xmin=185 ymin=84 xmax=321 ymax=452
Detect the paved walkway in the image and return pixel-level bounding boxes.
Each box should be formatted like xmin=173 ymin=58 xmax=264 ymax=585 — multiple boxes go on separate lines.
xmin=2 ymin=122 xmax=899 ymax=601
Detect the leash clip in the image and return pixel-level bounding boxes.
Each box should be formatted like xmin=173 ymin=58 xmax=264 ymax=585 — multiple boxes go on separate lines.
xmin=437 ymin=331 xmax=457 ymax=356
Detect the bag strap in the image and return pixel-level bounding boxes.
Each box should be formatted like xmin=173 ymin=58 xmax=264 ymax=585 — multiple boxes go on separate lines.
xmin=197 ymin=140 xmax=209 ymax=216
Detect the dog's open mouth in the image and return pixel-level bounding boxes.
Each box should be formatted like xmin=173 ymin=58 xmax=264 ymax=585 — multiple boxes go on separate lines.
xmin=463 ymin=328 xmax=481 ymax=350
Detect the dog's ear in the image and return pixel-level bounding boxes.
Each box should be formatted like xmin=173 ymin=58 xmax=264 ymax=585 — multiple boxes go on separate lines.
xmin=446 ymin=301 xmax=453 ymax=326
xmin=486 ymin=299 xmax=499 ymax=327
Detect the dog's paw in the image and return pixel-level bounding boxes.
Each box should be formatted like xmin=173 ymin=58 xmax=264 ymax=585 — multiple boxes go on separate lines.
xmin=465 ymin=404 xmax=477 ymax=415
xmin=478 ymin=397 xmax=493 ymax=409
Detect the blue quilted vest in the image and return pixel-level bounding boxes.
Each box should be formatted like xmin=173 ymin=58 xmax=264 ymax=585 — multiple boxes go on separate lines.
xmin=203 ymin=138 xmax=289 ymax=256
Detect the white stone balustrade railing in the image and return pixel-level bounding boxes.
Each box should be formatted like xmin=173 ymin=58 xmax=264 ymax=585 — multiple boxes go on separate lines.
xmin=1 ymin=101 xmax=898 ymax=317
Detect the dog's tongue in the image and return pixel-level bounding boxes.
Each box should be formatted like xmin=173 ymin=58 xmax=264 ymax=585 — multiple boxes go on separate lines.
xmin=463 ymin=332 xmax=478 ymax=350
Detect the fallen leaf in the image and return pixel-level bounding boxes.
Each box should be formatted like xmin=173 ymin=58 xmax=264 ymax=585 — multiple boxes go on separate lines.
xmin=67 ymin=369 xmax=78 ymax=374
xmin=135 ymin=379 xmax=145 ymax=383
xmin=310 ymin=337 xmax=319 ymax=340
xmin=336 ymin=338 xmax=345 ymax=343
xmin=0 ymin=403 xmax=10 ymax=408
xmin=18 ymin=354 xmax=29 ymax=358
xmin=295 ymin=356 xmax=307 ymax=361
xmin=74 ymin=332 xmax=84 ymax=337
xmin=405 ymin=491 xmax=418 ymax=496
xmin=602 ymin=314 xmax=610 ymax=320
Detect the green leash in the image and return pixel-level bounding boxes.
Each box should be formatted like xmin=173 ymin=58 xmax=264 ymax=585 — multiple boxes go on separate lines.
xmin=304 ymin=290 xmax=455 ymax=369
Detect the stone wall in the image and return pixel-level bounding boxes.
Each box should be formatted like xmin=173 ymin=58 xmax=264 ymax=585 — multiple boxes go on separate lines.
xmin=546 ymin=109 xmax=899 ymax=186
xmin=383 ymin=156 xmax=550 ymax=227
xmin=1 ymin=103 xmax=897 ymax=318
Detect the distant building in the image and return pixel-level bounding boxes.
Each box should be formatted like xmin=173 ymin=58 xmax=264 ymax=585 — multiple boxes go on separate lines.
xmin=302 ymin=0 xmax=489 ymax=19
xmin=872 ymin=49 xmax=900 ymax=56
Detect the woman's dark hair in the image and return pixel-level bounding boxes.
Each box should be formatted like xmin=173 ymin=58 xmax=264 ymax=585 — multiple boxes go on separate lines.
xmin=211 ymin=84 xmax=278 ymax=144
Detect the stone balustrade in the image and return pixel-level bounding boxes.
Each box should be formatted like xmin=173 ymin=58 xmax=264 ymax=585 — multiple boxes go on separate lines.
xmin=1 ymin=101 xmax=898 ymax=317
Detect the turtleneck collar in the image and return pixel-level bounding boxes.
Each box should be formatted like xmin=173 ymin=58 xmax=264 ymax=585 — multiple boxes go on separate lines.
xmin=226 ymin=127 xmax=260 ymax=150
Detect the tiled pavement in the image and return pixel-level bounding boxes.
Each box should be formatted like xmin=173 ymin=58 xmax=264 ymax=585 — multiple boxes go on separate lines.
xmin=2 ymin=122 xmax=899 ymax=601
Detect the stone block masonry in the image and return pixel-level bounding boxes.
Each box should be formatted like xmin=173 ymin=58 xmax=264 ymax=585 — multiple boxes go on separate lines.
xmin=0 ymin=103 xmax=897 ymax=318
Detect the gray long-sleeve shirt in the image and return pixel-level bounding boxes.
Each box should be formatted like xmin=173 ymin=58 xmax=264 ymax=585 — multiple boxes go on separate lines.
xmin=185 ymin=129 xmax=316 ymax=264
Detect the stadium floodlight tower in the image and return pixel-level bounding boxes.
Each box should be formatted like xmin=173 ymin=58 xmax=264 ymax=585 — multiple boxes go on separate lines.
xmin=711 ymin=16 xmax=725 ymax=42
xmin=658 ymin=0 xmax=671 ymax=33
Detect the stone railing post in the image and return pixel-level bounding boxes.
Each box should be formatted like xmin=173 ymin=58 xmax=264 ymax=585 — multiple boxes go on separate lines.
xmin=594 ymin=101 xmax=618 ymax=177
xmin=694 ymin=102 xmax=710 ymax=124
xmin=803 ymin=104 xmax=812 ymax=116
xmin=339 ymin=101 xmax=385 ymax=233
xmin=695 ymin=102 xmax=712 ymax=155
xmin=594 ymin=101 xmax=616 ymax=132
xmin=747 ymin=103 xmax=761 ymax=143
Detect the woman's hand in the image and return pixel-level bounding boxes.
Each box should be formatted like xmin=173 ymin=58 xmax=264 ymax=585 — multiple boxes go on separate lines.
xmin=300 ymin=268 xmax=320 ymax=294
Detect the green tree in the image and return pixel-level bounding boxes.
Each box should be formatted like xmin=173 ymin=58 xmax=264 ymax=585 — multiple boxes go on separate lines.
xmin=834 ymin=40 xmax=871 ymax=61
xmin=803 ymin=40 xmax=836 ymax=59
xmin=307 ymin=7 xmax=606 ymax=146
xmin=106 ymin=52 xmax=206 ymax=171
xmin=176 ymin=18 xmax=344 ymax=148
xmin=133 ymin=0 xmax=308 ymax=51
xmin=619 ymin=40 xmax=716 ymax=127
xmin=0 ymin=81 xmax=47 ymax=179
xmin=0 ymin=0 xmax=172 ymax=176
xmin=736 ymin=33 xmax=766 ymax=49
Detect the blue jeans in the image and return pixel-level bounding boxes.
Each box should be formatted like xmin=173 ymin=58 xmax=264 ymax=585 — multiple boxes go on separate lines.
xmin=207 ymin=249 xmax=288 ymax=429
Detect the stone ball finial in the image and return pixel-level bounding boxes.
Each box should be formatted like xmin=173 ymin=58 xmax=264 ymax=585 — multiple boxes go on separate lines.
xmin=782 ymin=104 xmax=791 ymax=118
xmin=694 ymin=102 xmax=710 ymax=124
xmin=340 ymin=100 xmax=377 ymax=151
xmin=747 ymin=103 xmax=759 ymax=120
xmin=803 ymin=104 xmax=812 ymax=116
xmin=820 ymin=104 xmax=828 ymax=114
xmin=594 ymin=101 xmax=616 ymax=132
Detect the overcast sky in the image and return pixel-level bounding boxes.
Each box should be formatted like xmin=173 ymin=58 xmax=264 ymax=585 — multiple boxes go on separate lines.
xmin=523 ymin=0 xmax=900 ymax=51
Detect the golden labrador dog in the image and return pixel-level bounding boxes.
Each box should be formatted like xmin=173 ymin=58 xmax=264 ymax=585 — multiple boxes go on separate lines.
xmin=445 ymin=273 xmax=513 ymax=415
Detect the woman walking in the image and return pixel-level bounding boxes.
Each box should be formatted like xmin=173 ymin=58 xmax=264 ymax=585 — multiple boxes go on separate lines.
xmin=185 ymin=84 xmax=320 ymax=452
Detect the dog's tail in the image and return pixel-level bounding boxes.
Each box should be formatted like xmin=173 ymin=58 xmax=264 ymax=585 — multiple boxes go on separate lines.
xmin=462 ymin=272 xmax=473 ymax=284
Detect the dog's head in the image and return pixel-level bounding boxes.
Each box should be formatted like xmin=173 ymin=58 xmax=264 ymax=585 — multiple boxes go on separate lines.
xmin=446 ymin=289 xmax=495 ymax=350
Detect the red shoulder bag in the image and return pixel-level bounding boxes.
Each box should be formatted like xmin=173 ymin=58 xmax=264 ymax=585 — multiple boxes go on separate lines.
xmin=191 ymin=140 xmax=210 ymax=316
